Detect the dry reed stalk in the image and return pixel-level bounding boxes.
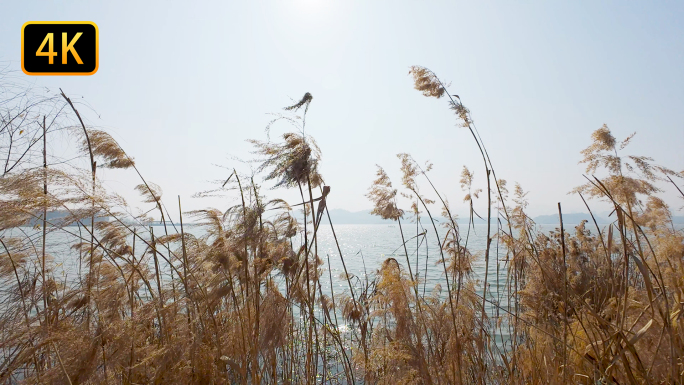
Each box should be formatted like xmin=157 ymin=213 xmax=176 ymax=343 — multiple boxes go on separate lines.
xmin=557 ymin=202 xmax=569 ymax=382
xmin=41 ymin=116 xmax=48 ymax=330
xmin=60 ymin=89 xmax=97 ymax=332
xmin=2 ymin=73 xmax=683 ymax=384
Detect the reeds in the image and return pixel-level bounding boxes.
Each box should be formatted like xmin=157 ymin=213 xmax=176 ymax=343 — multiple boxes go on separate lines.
xmin=0 ymin=71 xmax=682 ymax=384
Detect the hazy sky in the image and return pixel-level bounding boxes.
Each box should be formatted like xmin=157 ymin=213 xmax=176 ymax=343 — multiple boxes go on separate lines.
xmin=2 ymin=1 xmax=683 ymax=218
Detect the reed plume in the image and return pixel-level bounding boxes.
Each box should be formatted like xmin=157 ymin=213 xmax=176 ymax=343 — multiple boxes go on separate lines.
xmin=0 ymin=71 xmax=682 ymax=385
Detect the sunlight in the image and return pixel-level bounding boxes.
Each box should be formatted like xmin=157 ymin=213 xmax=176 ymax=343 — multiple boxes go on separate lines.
xmin=293 ymin=0 xmax=328 ymax=14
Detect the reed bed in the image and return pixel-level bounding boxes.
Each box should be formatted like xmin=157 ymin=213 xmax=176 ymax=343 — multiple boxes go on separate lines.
xmin=0 ymin=67 xmax=682 ymax=384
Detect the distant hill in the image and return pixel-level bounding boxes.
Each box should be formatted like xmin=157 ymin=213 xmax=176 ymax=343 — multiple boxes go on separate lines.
xmin=533 ymin=213 xmax=684 ymax=225
xmin=24 ymin=209 xmax=684 ymax=227
xmin=322 ymin=209 xmax=392 ymax=224
xmin=533 ymin=213 xmax=610 ymax=225
xmin=321 ymin=209 xmax=490 ymax=224
xmin=316 ymin=209 xmax=684 ymax=226
xmin=27 ymin=210 xmax=110 ymax=227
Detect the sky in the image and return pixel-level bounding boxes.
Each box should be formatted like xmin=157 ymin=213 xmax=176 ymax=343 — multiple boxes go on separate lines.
xmin=1 ymin=0 xmax=683 ymax=219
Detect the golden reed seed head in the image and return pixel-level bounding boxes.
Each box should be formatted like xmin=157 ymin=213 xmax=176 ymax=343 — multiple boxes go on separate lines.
xmin=284 ymin=92 xmax=313 ymax=111
xmin=81 ymin=129 xmax=135 ymax=169
xmin=409 ymin=66 xmax=446 ymax=98
xmin=366 ymin=165 xmax=404 ymax=221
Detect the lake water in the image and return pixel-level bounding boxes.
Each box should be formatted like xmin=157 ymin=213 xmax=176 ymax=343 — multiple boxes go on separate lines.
xmin=3 ymin=219 xmax=681 ymax=381
xmin=5 ymin=221 xmax=572 ymax=327
xmin=8 ymin=221 xmax=626 ymax=334
xmin=311 ymin=222 xmax=533 ymax=340
xmin=8 ymin=219 xmax=679 ymax=356
xmin=4 ymin=221 xmax=581 ymax=304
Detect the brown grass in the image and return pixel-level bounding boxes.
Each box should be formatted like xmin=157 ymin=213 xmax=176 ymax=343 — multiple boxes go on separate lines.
xmin=0 ymin=68 xmax=682 ymax=384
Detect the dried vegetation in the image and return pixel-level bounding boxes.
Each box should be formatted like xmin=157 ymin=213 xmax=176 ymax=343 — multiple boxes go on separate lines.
xmin=0 ymin=67 xmax=682 ymax=384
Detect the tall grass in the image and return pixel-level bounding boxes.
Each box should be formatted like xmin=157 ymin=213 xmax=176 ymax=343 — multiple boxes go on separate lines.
xmin=0 ymin=68 xmax=682 ymax=384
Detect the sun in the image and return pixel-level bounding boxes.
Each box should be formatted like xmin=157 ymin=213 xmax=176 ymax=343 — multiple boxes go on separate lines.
xmin=293 ymin=0 xmax=327 ymax=14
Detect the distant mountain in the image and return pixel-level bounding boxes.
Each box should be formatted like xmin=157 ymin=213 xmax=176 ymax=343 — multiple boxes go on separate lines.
xmin=317 ymin=210 xmax=684 ymax=226
xmin=533 ymin=213 xmax=610 ymax=225
xmin=321 ymin=209 xmax=477 ymax=225
xmin=27 ymin=210 xmax=110 ymax=226
xmin=533 ymin=213 xmax=684 ymax=225
xmin=321 ymin=209 xmax=392 ymax=224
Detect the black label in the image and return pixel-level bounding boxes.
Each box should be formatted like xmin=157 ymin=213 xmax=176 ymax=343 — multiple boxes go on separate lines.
xmin=22 ymin=22 xmax=98 ymax=75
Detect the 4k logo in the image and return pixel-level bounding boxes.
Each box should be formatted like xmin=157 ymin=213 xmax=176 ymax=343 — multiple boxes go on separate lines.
xmin=22 ymin=22 xmax=98 ymax=76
